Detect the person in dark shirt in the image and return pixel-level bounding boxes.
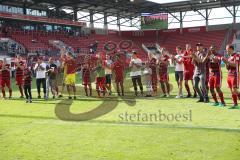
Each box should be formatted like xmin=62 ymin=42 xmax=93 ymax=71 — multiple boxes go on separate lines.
xmin=191 ymin=43 xmax=210 ymax=103
xmin=46 ymin=57 xmax=59 ymax=99
xmin=207 ymin=45 xmax=225 ymax=107
xmin=23 ymin=67 xmax=32 ymax=103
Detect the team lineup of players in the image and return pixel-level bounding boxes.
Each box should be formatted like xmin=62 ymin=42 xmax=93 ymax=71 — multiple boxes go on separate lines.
xmin=0 ymin=43 xmax=239 ymax=109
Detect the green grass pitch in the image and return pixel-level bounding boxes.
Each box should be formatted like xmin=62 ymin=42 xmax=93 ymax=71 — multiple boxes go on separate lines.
xmin=0 ymin=67 xmax=240 ymax=160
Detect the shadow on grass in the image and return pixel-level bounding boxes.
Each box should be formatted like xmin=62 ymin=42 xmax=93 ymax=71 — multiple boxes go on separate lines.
xmin=0 ymin=113 xmax=240 ymax=132
xmin=54 ymin=97 xmax=120 ymax=121
xmin=53 ymin=79 xmax=174 ymax=121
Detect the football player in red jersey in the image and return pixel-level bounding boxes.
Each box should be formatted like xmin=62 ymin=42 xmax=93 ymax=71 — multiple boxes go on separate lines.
xmin=0 ymin=59 xmax=3 ymax=97
xmin=61 ymin=50 xmax=77 ymax=100
xmin=81 ymin=61 xmax=93 ymax=97
xmin=157 ymin=50 xmax=170 ymax=97
xmin=0 ymin=58 xmax=12 ymax=99
xmin=148 ymin=53 xmax=158 ymax=96
xmin=182 ymin=44 xmax=197 ymax=98
xmin=112 ymin=54 xmax=125 ymax=96
xmin=15 ymin=55 xmax=25 ymax=98
xmin=222 ymin=44 xmax=240 ymax=109
xmin=207 ymin=45 xmax=225 ymax=107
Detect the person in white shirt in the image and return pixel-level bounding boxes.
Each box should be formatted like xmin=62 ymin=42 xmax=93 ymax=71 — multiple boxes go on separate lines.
xmin=34 ymin=57 xmax=47 ymax=99
xmin=129 ymin=51 xmax=143 ymax=96
xmin=173 ymin=46 xmax=184 ymax=98
xmin=105 ymin=54 xmax=113 ymax=95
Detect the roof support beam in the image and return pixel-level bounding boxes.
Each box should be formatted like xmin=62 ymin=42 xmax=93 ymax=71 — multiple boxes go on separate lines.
xmin=169 ymin=12 xmax=180 ymax=22
xmin=93 ymin=15 xmax=104 ymax=23
xmin=206 ymin=8 xmax=209 ymax=31
xmin=233 ymin=5 xmax=236 ymax=24
xmin=180 ymin=11 xmax=183 ymax=34
xmin=103 ymin=12 xmax=108 ymax=31
xmin=224 ymin=6 xmax=237 ymax=24
xmin=89 ymin=9 xmax=94 ymax=29
xmin=73 ymin=7 xmax=78 ymax=21
xmin=196 ymin=10 xmax=206 ymax=19
xmin=120 ymin=17 xmax=140 ymax=25
xmin=117 ymin=14 xmax=120 ymax=31
xmin=193 ymin=8 xmax=211 ymax=31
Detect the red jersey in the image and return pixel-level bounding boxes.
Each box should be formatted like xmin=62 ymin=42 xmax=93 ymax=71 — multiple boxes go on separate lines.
xmin=158 ymin=55 xmax=169 ymax=75
xmin=183 ymin=50 xmax=194 ymax=72
xmin=209 ymin=54 xmax=221 ymax=76
xmin=0 ymin=64 xmax=2 ymax=80
xmin=15 ymin=60 xmax=24 ymax=77
xmin=227 ymin=53 xmax=240 ymax=77
xmin=82 ymin=67 xmax=91 ymax=80
xmin=1 ymin=64 xmax=10 ymax=80
xmin=65 ymin=58 xmax=76 ymax=74
xmin=149 ymin=58 xmax=157 ymax=75
xmin=113 ymin=61 xmax=124 ymax=79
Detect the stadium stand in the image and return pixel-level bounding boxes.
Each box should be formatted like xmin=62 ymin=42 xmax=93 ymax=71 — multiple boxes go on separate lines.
xmin=0 ymin=24 xmax=236 ymax=61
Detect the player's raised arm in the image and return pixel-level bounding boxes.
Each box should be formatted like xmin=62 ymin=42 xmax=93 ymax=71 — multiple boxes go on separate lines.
xmin=60 ymin=47 xmax=67 ymax=60
xmin=191 ymin=51 xmax=209 ymax=63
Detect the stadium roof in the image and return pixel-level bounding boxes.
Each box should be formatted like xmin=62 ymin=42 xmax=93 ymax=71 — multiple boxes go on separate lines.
xmin=1 ymin=0 xmax=240 ymax=19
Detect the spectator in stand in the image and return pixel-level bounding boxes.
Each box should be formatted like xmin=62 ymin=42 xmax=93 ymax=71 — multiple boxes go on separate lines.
xmin=34 ymin=57 xmax=47 ymax=99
